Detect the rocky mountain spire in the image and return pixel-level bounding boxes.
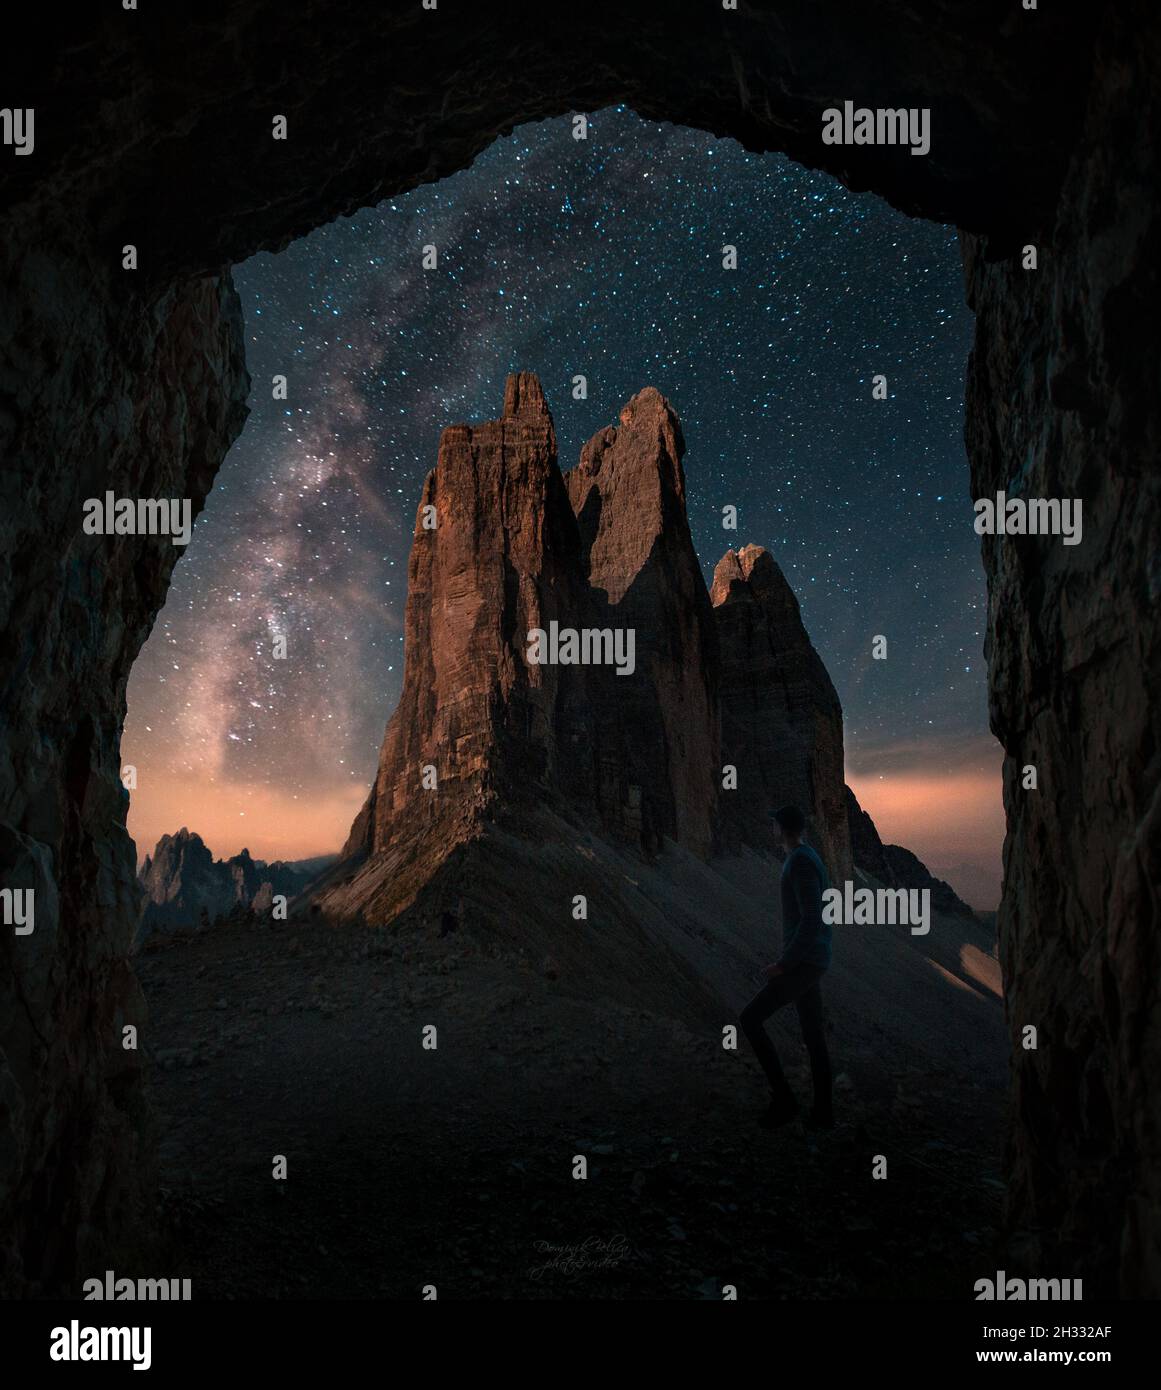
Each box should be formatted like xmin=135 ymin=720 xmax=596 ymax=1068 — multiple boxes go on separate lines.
xmin=339 ymin=372 xmax=586 ymax=875
xmin=564 ymin=386 xmax=719 ymax=856
xmin=316 ymin=377 xmax=850 ymax=923
xmin=502 ymin=370 xmax=552 ymax=424
xmin=711 ymin=543 xmax=851 ymax=879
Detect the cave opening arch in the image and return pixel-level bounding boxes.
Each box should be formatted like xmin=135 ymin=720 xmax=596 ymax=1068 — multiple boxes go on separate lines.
xmin=0 ymin=1 xmax=1156 ymax=1298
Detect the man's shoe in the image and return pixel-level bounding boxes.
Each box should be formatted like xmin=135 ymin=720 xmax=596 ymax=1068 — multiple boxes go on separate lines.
xmin=758 ymin=1098 xmax=800 ymax=1129
xmin=805 ymin=1106 xmax=834 ymax=1131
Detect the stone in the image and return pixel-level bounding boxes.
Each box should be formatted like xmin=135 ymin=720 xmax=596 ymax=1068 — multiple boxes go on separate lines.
xmin=314 ymin=372 xmax=592 ymax=926
xmin=137 ymin=828 xmax=318 ymax=938
xmin=0 ymin=261 xmax=248 ymax=1294
xmin=711 ymin=545 xmax=850 ymax=879
xmin=961 ymin=2 xmax=1161 ymax=1293
xmin=565 ymin=387 xmax=720 ymax=857
xmin=316 ymin=377 xmax=850 ymax=942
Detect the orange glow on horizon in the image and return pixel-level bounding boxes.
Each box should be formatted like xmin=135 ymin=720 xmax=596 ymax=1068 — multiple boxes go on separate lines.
xmin=128 ymin=777 xmax=366 ymax=868
xmin=845 ymin=765 xmax=1004 ymax=910
xmin=127 ymin=754 xmax=1005 ymax=908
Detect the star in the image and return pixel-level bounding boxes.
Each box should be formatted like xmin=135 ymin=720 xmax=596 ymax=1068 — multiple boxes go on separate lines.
xmin=122 ymin=106 xmax=996 ymax=904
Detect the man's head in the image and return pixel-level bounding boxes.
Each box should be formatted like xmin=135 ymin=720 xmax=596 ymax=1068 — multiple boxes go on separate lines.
xmin=773 ymin=804 xmax=806 ymax=850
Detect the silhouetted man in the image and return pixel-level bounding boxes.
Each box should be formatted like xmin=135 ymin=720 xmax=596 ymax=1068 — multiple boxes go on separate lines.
xmin=740 ymin=804 xmax=834 ymax=1129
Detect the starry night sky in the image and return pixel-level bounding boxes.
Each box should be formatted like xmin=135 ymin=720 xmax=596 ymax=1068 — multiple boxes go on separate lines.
xmin=123 ymin=107 xmax=1003 ymax=907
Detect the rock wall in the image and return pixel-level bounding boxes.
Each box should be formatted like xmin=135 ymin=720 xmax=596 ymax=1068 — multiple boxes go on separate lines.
xmin=322 ymin=378 xmax=844 ymax=928
xmin=712 ymin=546 xmax=850 ymax=879
xmin=2 ymin=2 xmax=1090 ymax=283
xmin=961 ymin=3 xmax=1161 ymax=1294
xmin=0 ymin=0 xmax=1153 ymax=1296
xmin=565 ymin=388 xmax=720 ymax=857
xmin=0 ymin=247 xmax=249 ymax=1291
xmin=329 ymin=372 xmax=590 ymax=913
xmin=321 ymin=380 xmax=701 ymax=921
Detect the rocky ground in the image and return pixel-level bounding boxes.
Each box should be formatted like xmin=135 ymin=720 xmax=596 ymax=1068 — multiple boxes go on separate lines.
xmin=136 ymin=903 xmax=1008 ymax=1300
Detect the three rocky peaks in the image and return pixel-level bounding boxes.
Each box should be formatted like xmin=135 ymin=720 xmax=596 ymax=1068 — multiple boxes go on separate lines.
xmin=313 ymin=372 xmax=857 ymax=925
xmin=138 ymin=373 xmax=970 ymax=933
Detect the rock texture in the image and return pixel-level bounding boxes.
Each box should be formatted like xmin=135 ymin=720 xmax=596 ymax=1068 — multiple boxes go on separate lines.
xmin=0 ymin=255 xmax=249 ymax=1293
xmin=319 ymin=377 xmax=733 ymax=922
xmin=565 ymin=388 xmax=720 ymax=856
xmin=319 ymin=373 xmax=592 ymax=924
xmin=712 ymin=545 xmax=850 ymax=878
xmin=0 ymin=0 xmax=1153 ymax=1298
xmin=3 ymin=2 xmax=1091 ymax=284
xmin=317 ymin=377 xmax=847 ymax=934
xmin=136 ymin=829 xmax=320 ymax=937
xmin=352 ymin=367 xmax=579 ymax=849
xmin=960 ymin=3 xmax=1161 ymax=1295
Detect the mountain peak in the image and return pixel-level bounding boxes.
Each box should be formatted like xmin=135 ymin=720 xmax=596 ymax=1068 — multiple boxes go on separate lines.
xmin=502 ymin=371 xmax=551 ymax=422
xmin=711 ymin=542 xmax=850 ymax=874
xmin=137 ymin=830 xmax=320 ymax=938
xmin=710 ymin=545 xmax=785 ymax=606
xmin=566 ymin=386 xmax=690 ymax=605
xmin=572 ymin=385 xmax=685 ymax=504
xmin=312 ymin=374 xmax=851 ymax=921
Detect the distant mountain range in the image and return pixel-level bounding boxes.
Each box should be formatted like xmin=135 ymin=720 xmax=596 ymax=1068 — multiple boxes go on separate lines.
xmin=136 ymin=828 xmax=334 ymax=939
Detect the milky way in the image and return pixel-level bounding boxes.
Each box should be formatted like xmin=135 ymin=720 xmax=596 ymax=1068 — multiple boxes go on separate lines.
xmin=123 ymin=107 xmax=1001 ymax=905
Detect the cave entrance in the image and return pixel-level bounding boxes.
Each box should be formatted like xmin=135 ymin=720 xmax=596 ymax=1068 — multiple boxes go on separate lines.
xmin=5 ymin=0 xmax=1150 ymax=1309
xmin=123 ymin=107 xmax=1007 ymax=1300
